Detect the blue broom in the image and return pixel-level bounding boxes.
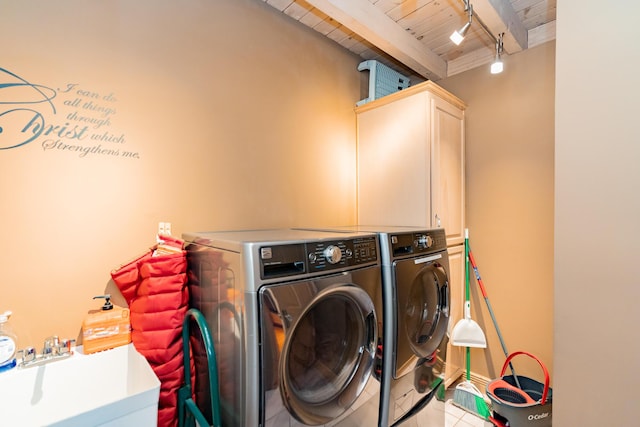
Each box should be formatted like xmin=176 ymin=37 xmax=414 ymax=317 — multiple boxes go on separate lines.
xmin=452 ymin=230 xmax=491 ymax=420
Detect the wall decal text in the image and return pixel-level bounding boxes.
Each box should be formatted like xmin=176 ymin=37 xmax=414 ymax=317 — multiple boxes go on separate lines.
xmin=0 ymin=67 xmax=140 ymax=159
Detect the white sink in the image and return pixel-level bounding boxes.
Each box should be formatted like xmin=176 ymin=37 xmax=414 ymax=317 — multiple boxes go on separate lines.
xmin=0 ymin=343 xmax=160 ymax=427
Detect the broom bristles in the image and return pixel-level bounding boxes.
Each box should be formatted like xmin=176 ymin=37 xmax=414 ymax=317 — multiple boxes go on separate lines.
xmin=452 ymin=380 xmax=491 ymax=420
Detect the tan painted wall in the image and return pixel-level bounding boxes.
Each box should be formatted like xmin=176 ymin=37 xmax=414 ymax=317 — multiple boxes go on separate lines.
xmin=438 ymin=42 xmax=555 ymax=382
xmin=555 ymin=2 xmax=640 ymax=425
xmin=0 ymin=0 xmax=362 ymax=349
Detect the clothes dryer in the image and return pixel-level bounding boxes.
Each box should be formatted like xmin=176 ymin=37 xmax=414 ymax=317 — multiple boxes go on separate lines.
xmin=183 ymin=229 xmax=385 ymax=427
xmin=297 ymin=226 xmax=450 ymax=427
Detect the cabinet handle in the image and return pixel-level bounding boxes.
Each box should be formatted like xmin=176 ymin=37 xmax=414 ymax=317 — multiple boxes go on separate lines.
xmin=435 ymin=214 xmax=441 ymax=228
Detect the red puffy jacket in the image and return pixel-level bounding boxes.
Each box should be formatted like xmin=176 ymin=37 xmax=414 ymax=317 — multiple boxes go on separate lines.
xmin=111 ymin=235 xmax=188 ymax=427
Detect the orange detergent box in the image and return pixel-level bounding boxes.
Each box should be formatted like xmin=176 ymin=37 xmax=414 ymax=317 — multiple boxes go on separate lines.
xmin=82 ymin=295 xmax=131 ymax=354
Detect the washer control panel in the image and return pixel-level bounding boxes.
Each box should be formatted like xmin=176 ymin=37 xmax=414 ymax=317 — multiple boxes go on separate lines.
xmin=308 ymin=236 xmax=378 ymax=271
xmin=260 ymin=236 xmax=378 ymax=279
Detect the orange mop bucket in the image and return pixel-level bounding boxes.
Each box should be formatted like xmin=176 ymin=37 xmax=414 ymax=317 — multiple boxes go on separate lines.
xmin=486 ymin=351 xmax=552 ymax=427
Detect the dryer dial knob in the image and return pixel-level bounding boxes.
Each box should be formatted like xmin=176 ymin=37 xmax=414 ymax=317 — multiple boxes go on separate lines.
xmin=323 ymin=245 xmax=343 ymax=264
xmin=417 ymin=235 xmax=434 ymax=249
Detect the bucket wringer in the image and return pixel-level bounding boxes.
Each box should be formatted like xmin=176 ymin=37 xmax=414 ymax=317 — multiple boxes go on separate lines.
xmin=486 ymin=351 xmax=552 ymax=427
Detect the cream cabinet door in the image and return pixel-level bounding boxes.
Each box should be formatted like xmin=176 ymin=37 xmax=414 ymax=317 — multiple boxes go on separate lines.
xmin=444 ymin=244 xmax=465 ymax=387
xmin=357 ymin=91 xmax=430 ymax=226
xmin=431 ymin=96 xmax=465 ymax=246
xmin=357 ymin=83 xmax=465 ymax=245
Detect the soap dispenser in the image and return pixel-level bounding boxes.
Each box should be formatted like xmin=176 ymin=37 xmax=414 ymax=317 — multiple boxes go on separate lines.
xmin=0 ymin=311 xmax=17 ymax=372
xmin=82 ymin=295 xmax=131 ymax=355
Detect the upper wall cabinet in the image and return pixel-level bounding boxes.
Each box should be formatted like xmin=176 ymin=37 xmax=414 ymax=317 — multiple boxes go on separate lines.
xmin=356 ymin=81 xmax=466 ymax=246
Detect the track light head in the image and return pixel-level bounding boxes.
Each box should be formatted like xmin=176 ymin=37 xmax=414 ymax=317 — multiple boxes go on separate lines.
xmin=450 ymin=1 xmax=473 ymax=45
xmin=490 ymin=33 xmax=505 ymax=74
xmin=450 ymin=21 xmax=471 ymax=45
xmin=490 ymin=57 xmax=503 ymax=74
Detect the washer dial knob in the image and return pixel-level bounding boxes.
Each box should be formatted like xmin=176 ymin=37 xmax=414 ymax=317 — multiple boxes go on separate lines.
xmin=323 ymin=245 xmax=343 ymax=264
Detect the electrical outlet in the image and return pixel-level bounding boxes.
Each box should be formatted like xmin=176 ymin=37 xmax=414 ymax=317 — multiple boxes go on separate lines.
xmin=158 ymin=222 xmax=172 ymax=236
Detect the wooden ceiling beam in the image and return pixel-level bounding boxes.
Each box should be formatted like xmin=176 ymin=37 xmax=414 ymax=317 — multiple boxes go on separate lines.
xmin=472 ymin=0 xmax=528 ymax=53
xmin=304 ymin=0 xmax=447 ymax=80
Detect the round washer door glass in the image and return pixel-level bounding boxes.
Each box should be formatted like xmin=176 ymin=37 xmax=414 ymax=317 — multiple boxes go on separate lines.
xmin=281 ymin=284 xmax=377 ymax=425
xmin=405 ymin=262 xmax=449 ymax=358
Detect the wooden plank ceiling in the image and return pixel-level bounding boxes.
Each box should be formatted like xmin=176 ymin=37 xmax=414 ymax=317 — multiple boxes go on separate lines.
xmin=261 ymin=0 xmax=556 ymax=82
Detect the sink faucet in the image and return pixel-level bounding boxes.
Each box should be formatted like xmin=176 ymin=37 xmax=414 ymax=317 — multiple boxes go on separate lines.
xmin=42 ymin=336 xmax=58 ymax=357
xmin=17 ymin=337 xmax=75 ymax=369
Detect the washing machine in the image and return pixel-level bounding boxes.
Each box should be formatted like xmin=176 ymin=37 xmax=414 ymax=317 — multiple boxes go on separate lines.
xmin=297 ymin=226 xmax=450 ymax=427
xmin=183 ymin=229 xmax=385 ymax=427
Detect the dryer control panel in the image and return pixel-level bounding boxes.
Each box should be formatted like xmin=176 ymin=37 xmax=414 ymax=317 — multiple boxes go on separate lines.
xmin=389 ymin=228 xmax=447 ymax=258
xmin=260 ymin=236 xmax=379 ymax=279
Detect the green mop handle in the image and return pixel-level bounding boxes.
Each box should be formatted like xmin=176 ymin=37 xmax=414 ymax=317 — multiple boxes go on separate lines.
xmin=464 ymin=229 xmax=471 ymax=381
xmin=465 ymin=229 xmax=470 ymax=303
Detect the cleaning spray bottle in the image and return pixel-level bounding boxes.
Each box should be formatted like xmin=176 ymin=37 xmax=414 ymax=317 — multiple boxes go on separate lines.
xmin=0 ymin=311 xmax=17 ymax=372
xmin=82 ymin=295 xmax=131 ymax=355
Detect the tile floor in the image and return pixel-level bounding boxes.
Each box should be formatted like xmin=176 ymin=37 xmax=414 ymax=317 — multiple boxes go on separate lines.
xmin=441 ymin=400 xmax=494 ymax=427
xmin=411 ymin=383 xmax=495 ymax=427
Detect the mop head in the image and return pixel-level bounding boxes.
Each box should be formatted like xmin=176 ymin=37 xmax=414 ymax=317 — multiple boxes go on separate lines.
xmin=452 ymin=380 xmax=491 ymax=420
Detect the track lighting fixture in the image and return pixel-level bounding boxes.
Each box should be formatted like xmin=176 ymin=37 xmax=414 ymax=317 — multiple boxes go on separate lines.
xmin=490 ymin=33 xmax=504 ymax=74
xmin=450 ymin=0 xmax=473 ymax=45
xmin=450 ymin=0 xmax=506 ymax=74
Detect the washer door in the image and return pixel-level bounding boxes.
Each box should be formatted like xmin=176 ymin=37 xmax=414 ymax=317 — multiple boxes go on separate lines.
xmin=395 ymin=255 xmax=450 ymax=377
xmin=279 ymin=284 xmax=377 ymax=425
